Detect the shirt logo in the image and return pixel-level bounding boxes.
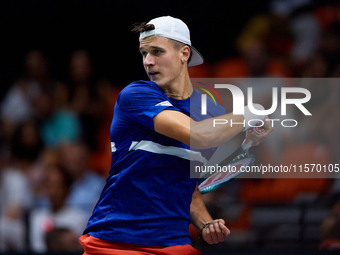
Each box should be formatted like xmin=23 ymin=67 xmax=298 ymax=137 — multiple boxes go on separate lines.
xmin=155 ymin=100 xmax=172 ymax=107
xmin=111 ymin=142 xmax=117 ymax=152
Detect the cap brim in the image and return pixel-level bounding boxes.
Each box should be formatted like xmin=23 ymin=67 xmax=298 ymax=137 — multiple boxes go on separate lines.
xmin=188 ymin=46 xmax=204 ymax=67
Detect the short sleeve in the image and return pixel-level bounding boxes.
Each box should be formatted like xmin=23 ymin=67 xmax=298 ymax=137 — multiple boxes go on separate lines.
xmin=117 ymin=81 xmax=180 ymax=130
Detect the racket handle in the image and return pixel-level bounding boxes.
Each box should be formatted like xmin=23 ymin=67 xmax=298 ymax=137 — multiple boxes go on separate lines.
xmin=242 ymin=126 xmax=266 ymax=150
xmin=254 ymin=126 xmax=265 ymax=135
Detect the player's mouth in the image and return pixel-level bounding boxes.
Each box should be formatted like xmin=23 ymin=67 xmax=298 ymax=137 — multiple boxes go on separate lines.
xmin=148 ymin=71 xmax=159 ymax=77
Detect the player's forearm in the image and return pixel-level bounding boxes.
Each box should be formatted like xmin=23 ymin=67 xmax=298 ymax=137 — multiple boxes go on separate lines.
xmin=154 ymin=110 xmax=246 ymax=150
xmin=190 ymin=113 xmax=244 ymax=149
xmin=190 ymin=185 xmax=213 ymax=232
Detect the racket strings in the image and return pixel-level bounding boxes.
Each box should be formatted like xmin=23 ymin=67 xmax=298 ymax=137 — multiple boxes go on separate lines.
xmin=220 ymin=150 xmax=249 ymax=166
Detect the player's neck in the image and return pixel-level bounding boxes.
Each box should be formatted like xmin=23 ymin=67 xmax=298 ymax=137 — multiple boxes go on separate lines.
xmin=164 ymin=70 xmax=192 ymax=100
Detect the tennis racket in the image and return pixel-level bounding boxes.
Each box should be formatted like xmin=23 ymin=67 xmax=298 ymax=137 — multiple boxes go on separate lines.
xmin=198 ymin=126 xmax=265 ymax=194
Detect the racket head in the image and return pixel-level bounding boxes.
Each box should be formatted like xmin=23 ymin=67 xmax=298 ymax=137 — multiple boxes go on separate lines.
xmin=198 ymin=151 xmax=255 ymax=194
xmin=198 ymin=127 xmax=265 ymax=194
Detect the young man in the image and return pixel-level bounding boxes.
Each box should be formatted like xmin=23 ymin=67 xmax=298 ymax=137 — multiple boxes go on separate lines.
xmin=79 ymin=16 xmax=272 ymax=255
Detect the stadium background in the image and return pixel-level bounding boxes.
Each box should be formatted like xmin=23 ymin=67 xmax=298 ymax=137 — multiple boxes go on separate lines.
xmin=0 ymin=0 xmax=272 ymax=93
xmin=1 ymin=0 xmax=340 ymax=254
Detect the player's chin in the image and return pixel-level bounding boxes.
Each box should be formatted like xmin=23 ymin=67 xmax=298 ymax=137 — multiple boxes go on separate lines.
xmin=151 ymin=78 xmax=165 ymax=87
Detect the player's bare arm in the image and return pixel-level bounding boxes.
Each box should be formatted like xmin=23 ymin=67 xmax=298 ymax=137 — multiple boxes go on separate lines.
xmin=154 ymin=109 xmax=270 ymax=150
xmin=190 ymin=185 xmax=230 ymax=244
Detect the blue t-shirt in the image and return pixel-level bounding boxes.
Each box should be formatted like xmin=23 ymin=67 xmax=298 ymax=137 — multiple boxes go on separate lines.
xmin=84 ymin=80 xmax=226 ymax=246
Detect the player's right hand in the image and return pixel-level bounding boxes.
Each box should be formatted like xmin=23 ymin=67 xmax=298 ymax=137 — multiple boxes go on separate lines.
xmin=244 ymin=115 xmax=273 ymax=146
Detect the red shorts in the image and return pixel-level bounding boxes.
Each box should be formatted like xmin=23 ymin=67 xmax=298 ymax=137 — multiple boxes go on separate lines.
xmin=79 ymin=234 xmax=201 ymax=255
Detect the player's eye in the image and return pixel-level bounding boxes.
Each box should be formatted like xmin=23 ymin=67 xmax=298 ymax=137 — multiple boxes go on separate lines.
xmin=154 ymin=49 xmax=163 ymax=54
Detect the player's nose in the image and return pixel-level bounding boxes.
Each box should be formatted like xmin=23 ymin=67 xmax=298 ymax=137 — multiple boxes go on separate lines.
xmin=143 ymin=53 xmax=155 ymax=66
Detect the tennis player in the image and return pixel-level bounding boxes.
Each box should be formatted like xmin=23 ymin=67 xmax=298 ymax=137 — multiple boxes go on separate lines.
xmin=79 ymin=16 xmax=272 ymax=255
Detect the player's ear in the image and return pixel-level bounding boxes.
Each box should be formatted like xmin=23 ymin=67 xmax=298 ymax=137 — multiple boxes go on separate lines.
xmin=181 ymin=45 xmax=191 ymax=64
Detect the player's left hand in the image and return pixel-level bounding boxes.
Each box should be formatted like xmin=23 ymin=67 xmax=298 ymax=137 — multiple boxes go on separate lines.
xmin=244 ymin=115 xmax=273 ymax=146
xmin=202 ymin=219 xmax=230 ymax=244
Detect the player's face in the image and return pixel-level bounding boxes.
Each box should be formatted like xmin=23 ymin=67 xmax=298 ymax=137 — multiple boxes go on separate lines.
xmin=139 ymin=36 xmax=185 ymax=87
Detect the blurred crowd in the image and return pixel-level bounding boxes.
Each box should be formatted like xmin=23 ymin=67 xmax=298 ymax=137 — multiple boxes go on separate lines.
xmin=0 ymin=49 xmax=120 ymax=253
xmin=1 ymin=0 xmax=340 ymax=254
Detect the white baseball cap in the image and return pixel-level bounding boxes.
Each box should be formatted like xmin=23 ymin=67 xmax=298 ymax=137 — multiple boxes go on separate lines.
xmin=139 ymin=16 xmax=204 ymax=67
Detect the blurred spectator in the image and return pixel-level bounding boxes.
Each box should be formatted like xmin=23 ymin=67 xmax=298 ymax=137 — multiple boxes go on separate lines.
xmin=63 ymin=50 xmax=95 ymax=113
xmin=301 ymin=52 xmax=329 ymax=77
xmin=0 ymin=50 xmax=58 ymax=139
xmin=214 ymin=40 xmax=291 ymax=78
xmin=318 ymin=22 xmax=340 ymax=76
xmin=299 ymin=22 xmax=340 ymax=78
xmin=235 ymin=0 xmax=321 ymax=76
xmin=29 ymin=164 xmax=87 ymax=253
xmin=11 ymin=120 xmax=46 ymax=196
xmin=320 ymin=199 xmax=340 ymax=251
xmin=0 ymin=166 xmax=31 ymax=252
xmin=11 ymin=119 xmax=44 ymax=167
xmin=0 ymin=120 xmax=43 ymax=252
xmin=32 ymin=148 xmax=61 ymax=206
xmin=88 ymin=79 xmax=121 ymax=174
xmin=35 ymin=91 xmax=82 ymax=148
xmin=45 ymin=227 xmax=83 ymax=253
xmin=287 ymin=1 xmax=321 ymax=68
xmin=236 ymin=2 xmax=293 ymax=60
xmin=59 ymin=141 xmax=105 ymax=215
xmin=56 ymin=50 xmax=102 ymax=150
